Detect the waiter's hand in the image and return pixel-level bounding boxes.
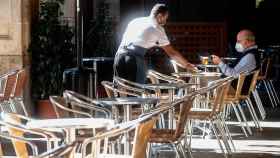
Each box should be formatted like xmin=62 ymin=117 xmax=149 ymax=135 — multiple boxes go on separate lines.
xmin=211 ymin=55 xmax=222 ymax=65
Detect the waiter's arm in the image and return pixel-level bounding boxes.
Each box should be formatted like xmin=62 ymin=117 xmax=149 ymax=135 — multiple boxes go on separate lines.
xmin=161 ymin=45 xmax=196 ymax=70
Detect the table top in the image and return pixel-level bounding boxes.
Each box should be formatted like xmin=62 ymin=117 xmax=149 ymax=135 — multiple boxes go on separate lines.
xmin=172 ymin=72 xmax=222 ymax=77
xmin=27 ymin=118 xmax=114 ymax=129
xmin=96 ymin=97 xmax=159 ymax=106
xmin=197 ymin=64 xmax=219 ymax=68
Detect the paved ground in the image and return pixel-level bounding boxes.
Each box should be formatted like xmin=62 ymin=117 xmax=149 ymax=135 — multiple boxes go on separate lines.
xmin=190 ymin=105 xmax=280 ymax=158
xmin=153 ymin=93 xmax=280 ymax=158
xmin=1 ymin=83 xmax=280 ymax=158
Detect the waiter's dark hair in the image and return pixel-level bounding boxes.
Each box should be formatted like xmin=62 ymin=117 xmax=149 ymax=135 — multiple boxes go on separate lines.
xmin=150 ymin=4 xmax=168 ymax=17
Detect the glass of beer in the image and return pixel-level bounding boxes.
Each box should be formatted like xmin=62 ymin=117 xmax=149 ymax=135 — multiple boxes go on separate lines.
xmin=201 ymin=56 xmax=209 ymax=65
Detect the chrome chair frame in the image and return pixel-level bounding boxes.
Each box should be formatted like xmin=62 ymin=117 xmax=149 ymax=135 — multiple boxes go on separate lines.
xmin=63 ymin=90 xmax=112 ymax=118
xmin=0 ymin=112 xmax=63 ymax=157
xmin=187 ymin=78 xmax=235 ymax=158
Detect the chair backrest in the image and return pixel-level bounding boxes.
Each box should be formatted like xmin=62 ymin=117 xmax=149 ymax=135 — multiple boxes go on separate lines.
xmin=81 ymin=111 xmax=159 ymax=158
xmin=170 ymin=60 xmax=186 ymax=73
xmin=101 ymin=81 xmax=140 ymax=97
xmin=1 ymin=71 xmax=18 ymax=101
xmin=63 ymin=90 xmax=112 ymax=118
xmin=0 ymin=71 xmax=18 ymax=114
xmin=37 ymin=141 xmax=77 ymax=158
xmin=174 ymin=96 xmax=195 ymax=138
xmin=113 ymin=77 xmax=148 ymax=97
xmin=0 ymin=112 xmax=31 ymax=158
xmin=230 ymin=72 xmax=246 ymax=99
xmin=12 ymin=69 xmax=27 ymax=98
xmin=147 ymin=69 xmax=186 ymax=97
xmin=217 ymin=79 xmax=233 ymax=113
xmin=50 ymin=96 xmax=92 ymax=118
xmin=0 ymin=70 xmax=18 ymax=94
xmin=131 ymin=117 xmax=157 ymax=158
xmin=189 ymin=78 xmax=232 ymax=120
xmin=147 ymin=69 xmax=185 ymax=84
xmin=258 ymin=58 xmax=271 ymax=80
xmin=0 ymin=112 xmax=63 ymax=158
xmin=248 ymin=70 xmax=260 ymax=94
xmin=0 ymin=132 xmax=37 ymax=157
xmin=238 ymin=70 xmax=260 ymax=96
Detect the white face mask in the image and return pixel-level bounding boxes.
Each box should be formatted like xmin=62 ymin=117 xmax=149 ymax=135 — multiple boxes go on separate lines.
xmin=235 ymin=42 xmax=244 ymax=52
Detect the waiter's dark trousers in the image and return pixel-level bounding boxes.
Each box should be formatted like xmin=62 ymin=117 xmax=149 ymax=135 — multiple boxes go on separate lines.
xmin=114 ymin=53 xmax=138 ymax=83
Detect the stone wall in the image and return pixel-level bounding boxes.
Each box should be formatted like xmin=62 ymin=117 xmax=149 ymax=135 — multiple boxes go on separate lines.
xmin=0 ymin=0 xmax=36 ymax=115
xmin=0 ymin=0 xmax=33 ymax=73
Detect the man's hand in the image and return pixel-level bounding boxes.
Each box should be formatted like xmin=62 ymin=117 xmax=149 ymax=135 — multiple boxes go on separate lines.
xmin=211 ymin=55 xmax=222 ymax=65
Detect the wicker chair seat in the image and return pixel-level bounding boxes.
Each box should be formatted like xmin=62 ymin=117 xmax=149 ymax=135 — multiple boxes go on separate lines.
xmin=188 ymin=110 xmax=212 ymax=120
xmin=238 ymin=95 xmax=249 ymax=100
xmin=224 ymin=95 xmax=239 ymax=103
xmin=149 ymin=129 xmax=180 ymax=143
xmin=96 ymin=154 xmax=131 ymax=158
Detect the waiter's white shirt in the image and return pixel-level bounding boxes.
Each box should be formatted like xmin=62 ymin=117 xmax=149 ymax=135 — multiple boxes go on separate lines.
xmin=118 ymin=16 xmax=170 ymax=51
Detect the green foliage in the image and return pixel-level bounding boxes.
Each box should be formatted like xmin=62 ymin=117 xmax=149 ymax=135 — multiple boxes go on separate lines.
xmin=85 ymin=0 xmax=116 ymax=57
xmin=28 ymin=0 xmax=74 ymax=100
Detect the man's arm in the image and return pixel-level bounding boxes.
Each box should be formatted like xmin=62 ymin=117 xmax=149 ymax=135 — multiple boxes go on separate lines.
xmin=213 ymin=54 xmax=256 ymax=77
xmin=161 ymin=45 xmax=196 ymax=71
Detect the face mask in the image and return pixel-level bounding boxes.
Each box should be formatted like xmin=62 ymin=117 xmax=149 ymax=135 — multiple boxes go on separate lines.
xmin=235 ymin=42 xmax=244 ymax=52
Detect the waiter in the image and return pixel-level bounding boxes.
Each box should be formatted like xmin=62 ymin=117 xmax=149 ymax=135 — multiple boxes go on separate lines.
xmin=114 ymin=3 xmax=197 ymax=83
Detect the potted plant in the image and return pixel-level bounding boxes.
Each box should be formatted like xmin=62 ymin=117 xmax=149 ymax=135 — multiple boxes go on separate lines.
xmin=28 ymin=0 xmax=74 ymax=118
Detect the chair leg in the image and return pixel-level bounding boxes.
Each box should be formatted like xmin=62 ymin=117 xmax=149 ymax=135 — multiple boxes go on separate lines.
xmin=183 ymin=122 xmax=193 ymax=158
xmin=269 ymin=80 xmax=280 ymax=104
xmin=236 ymin=103 xmax=252 ymax=135
xmin=183 ymin=120 xmax=190 ymax=150
xmin=178 ymin=142 xmax=189 ymax=158
xmin=215 ymin=118 xmax=232 ymax=155
xmin=202 ymin=120 xmax=209 ymax=138
xmin=209 ymin=120 xmax=228 ymax=158
xmin=266 ymin=80 xmax=278 ymax=106
xmin=246 ymin=98 xmax=263 ymax=131
xmin=172 ymin=143 xmax=182 ymax=158
xmin=247 ymin=98 xmax=262 ymax=131
xmin=222 ymin=104 xmax=228 ymax=119
xmin=186 ymin=120 xmax=193 ymax=149
xmin=147 ymin=143 xmax=153 ymax=158
xmin=159 ymin=113 xmax=166 ymax=128
xmin=225 ymin=104 xmax=232 ymax=119
xmin=231 ymin=103 xmax=248 ymax=137
xmin=252 ymin=90 xmax=266 ymax=120
xmin=263 ymin=80 xmax=277 ymax=108
xmin=219 ymin=115 xmax=236 ymax=152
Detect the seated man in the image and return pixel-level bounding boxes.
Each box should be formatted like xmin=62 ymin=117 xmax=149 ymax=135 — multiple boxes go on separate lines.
xmin=212 ymin=29 xmax=260 ymax=77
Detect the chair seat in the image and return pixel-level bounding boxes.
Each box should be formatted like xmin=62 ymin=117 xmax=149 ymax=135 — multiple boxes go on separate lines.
xmin=224 ymin=95 xmax=239 ymax=103
xmin=188 ymin=109 xmax=212 ymax=120
xmin=96 ymin=154 xmax=131 ymax=158
xmin=239 ymin=95 xmax=249 ymax=100
xmin=149 ymin=129 xmax=179 ymax=143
